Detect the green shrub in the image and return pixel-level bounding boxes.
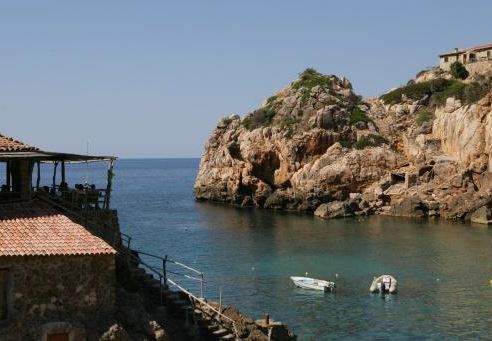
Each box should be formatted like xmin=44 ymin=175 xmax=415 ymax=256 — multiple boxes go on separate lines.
xmin=266 ymin=95 xmax=277 ymax=105
xmin=242 ymin=109 xmax=276 ymax=130
xmin=350 ymin=106 xmax=370 ymax=124
xmin=265 ymin=95 xmax=283 ymax=111
xmin=353 ymin=134 xmax=388 ymax=149
xmin=462 ymin=82 xmax=491 ymax=103
xmin=381 ymin=78 xmax=489 ymax=107
xmin=415 ymin=111 xmax=433 ymax=125
xmin=292 ymin=68 xmax=333 ymax=90
xmin=429 ymin=81 xmax=490 ymax=107
xmin=380 ymin=78 xmax=453 ymax=104
xmin=450 ymin=61 xmax=469 ymax=80
xmin=428 ymin=81 xmax=466 ymax=106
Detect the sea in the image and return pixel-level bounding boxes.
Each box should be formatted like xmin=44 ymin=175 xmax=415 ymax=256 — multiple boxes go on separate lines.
xmin=48 ymin=158 xmax=492 ymax=339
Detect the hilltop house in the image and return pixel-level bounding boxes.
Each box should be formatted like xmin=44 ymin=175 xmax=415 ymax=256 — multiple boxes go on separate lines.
xmin=0 ymin=134 xmax=119 ymax=341
xmin=439 ymin=43 xmax=492 ymax=70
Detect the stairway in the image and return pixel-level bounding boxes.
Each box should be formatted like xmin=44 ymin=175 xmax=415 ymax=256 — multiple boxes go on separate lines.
xmin=129 ymin=263 xmax=237 ymax=340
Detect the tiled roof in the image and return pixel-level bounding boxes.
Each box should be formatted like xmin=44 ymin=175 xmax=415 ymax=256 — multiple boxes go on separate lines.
xmin=440 ymin=43 xmax=492 ymax=57
xmin=0 ymin=201 xmax=116 ymax=257
xmin=0 ymin=134 xmax=38 ymax=152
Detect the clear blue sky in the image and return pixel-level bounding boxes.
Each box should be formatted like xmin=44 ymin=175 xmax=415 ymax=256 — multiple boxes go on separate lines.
xmin=1 ymin=1 xmax=490 ymax=158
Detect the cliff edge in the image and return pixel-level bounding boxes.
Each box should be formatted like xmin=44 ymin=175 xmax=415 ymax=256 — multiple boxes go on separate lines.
xmin=195 ymin=64 xmax=492 ymax=223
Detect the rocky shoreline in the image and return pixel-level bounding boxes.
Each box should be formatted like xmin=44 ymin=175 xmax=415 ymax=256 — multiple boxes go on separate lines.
xmin=195 ymin=63 xmax=492 ymax=225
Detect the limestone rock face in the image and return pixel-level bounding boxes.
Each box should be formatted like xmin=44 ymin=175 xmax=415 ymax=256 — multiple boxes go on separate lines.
xmin=195 ymin=67 xmax=492 ymax=221
xmin=432 ymin=92 xmax=492 ymax=170
xmin=195 ymin=70 xmax=370 ymax=211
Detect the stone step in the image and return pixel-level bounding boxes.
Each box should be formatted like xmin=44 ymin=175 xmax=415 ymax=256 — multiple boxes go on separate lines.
xmin=220 ymin=334 xmax=235 ymax=340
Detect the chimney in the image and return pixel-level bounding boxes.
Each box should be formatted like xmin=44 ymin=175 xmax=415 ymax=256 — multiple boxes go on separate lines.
xmin=454 ymin=48 xmax=459 ymax=53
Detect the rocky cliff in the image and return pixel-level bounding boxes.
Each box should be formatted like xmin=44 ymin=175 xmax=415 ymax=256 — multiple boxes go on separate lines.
xmin=195 ymin=64 xmax=492 ymax=224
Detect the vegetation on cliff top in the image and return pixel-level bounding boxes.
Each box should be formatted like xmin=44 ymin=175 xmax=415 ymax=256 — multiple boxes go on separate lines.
xmin=292 ymin=68 xmax=334 ymax=90
xmin=381 ymin=78 xmax=491 ymax=107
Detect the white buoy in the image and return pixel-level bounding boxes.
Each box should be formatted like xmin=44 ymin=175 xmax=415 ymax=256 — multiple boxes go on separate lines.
xmin=335 ymin=273 xmax=339 ymax=278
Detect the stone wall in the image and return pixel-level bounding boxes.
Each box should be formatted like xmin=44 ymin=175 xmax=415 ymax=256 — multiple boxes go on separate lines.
xmin=440 ymin=56 xmax=492 ymax=72
xmin=71 ymin=209 xmax=122 ymax=249
xmin=0 ymin=254 xmax=115 ymax=341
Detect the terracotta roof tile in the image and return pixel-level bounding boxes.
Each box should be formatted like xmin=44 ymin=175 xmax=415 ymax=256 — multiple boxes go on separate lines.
xmin=0 ymin=134 xmax=38 ymax=152
xmin=0 ymin=201 xmax=116 ymax=257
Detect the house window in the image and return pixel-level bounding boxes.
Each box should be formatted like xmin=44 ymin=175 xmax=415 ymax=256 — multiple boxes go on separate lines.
xmin=488 ymin=51 xmax=491 ymax=59
xmin=444 ymin=56 xmax=449 ymax=62
xmin=0 ymin=269 xmax=8 ymax=320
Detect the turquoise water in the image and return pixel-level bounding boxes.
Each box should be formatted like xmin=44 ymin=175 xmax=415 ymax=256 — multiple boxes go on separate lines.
xmin=59 ymin=159 xmax=492 ymax=339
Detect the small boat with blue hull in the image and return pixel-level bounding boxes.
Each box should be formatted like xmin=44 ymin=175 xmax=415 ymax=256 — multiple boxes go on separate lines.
xmin=290 ymin=276 xmax=336 ymax=292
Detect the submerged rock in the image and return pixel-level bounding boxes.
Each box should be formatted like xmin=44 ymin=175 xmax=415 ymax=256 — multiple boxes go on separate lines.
xmin=470 ymin=206 xmax=492 ymax=225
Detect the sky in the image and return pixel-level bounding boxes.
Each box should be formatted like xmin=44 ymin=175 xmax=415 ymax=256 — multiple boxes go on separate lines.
xmin=0 ymin=1 xmax=491 ymax=158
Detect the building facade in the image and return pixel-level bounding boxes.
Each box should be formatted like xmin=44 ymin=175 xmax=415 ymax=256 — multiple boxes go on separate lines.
xmin=439 ymin=43 xmax=492 ymax=70
xmin=0 ymin=134 xmax=118 ymax=341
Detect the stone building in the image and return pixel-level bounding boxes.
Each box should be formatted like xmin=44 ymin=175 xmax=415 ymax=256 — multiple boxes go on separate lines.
xmin=439 ymin=43 xmax=492 ymax=70
xmin=0 ymin=202 xmax=116 ymax=340
xmin=0 ymin=133 xmax=119 ymax=341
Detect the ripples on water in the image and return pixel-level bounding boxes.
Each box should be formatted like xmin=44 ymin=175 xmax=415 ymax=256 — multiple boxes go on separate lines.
xmin=59 ymin=159 xmax=492 ymax=339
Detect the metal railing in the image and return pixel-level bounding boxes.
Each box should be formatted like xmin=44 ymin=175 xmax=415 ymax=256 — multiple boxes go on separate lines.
xmin=34 ymin=186 xmax=110 ymax=211
xmin=118 ymin=237 xmax=238 ymax=340
xmin=167 ymin=277 xmax=239 ymax=340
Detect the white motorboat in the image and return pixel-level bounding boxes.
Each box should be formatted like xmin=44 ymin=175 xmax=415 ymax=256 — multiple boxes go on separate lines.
xmin=370 ymin=274 xmax=398 ymax=294
xmin=290 ymin=276 xmax=336 ymax=292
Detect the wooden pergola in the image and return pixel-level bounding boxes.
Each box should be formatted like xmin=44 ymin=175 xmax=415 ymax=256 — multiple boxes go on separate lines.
xmin=0 ymin=150 xmax=116 ymax=209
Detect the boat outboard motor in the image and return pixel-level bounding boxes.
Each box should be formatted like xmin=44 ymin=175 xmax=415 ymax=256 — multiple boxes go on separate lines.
xmin=370 ymin=275 xmax=398 ymax=294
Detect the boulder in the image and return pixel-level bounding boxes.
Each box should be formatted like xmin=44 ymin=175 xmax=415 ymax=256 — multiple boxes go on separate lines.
xmin=314 ymin=201 xmax=353 ymax=219
xmin=470 ymin=206 xmax=492 ymax=225
xmin=385 ymin=196 xmax=425 ymax=218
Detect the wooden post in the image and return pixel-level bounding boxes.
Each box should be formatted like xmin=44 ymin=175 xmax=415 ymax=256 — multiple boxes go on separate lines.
xmin=61 ymin=160 xmax=66 ymax=186
xmin=36 ymin=161 xmax=41 ymax=191
xmin=105 ymin=159 xmax=114 ymax=209
xmin=6 ymin=161 xmax=10 ymax=190
xmin=52 ymin=162 xmax=58 ymax=192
